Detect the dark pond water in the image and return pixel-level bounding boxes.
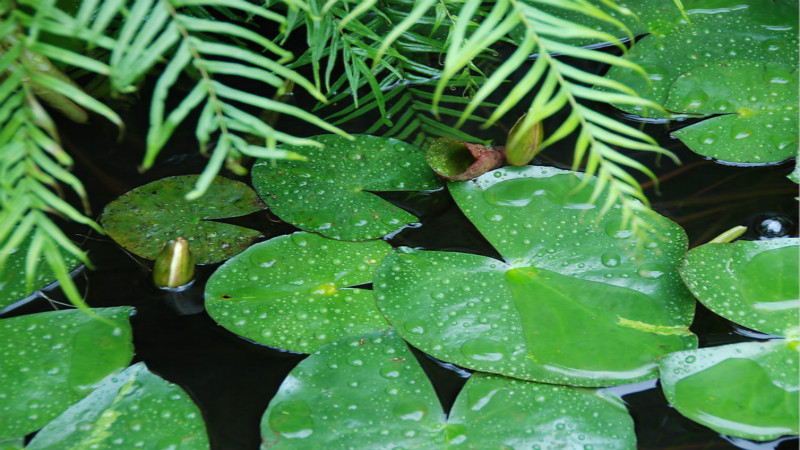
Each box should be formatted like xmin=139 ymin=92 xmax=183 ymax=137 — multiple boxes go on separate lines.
xmin=3 ymin=30 xmax=799 ymax=450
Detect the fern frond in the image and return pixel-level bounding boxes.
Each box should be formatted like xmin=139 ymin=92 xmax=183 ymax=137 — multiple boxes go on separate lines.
xmin=290 ymin=0 xmax=493 ymax=145
xmin=435 ymin=0 xmax=678 ymax=240
xmin=0 ymin=0 xmax=119 ymax=315
xmin=79 ymin=0 xmax=349 ymax=199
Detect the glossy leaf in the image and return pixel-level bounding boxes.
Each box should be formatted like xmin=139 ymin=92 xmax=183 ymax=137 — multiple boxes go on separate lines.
xmin=251 ymin=135 xmax=440 ymax=241
xmin=658 ymin=340 xmax=799 ymax=441
xmin=668 ymin=60 xmax=798 ymax=163
xmin=26 ymin=362 xmax=209 ymax=450
xmin=0 ymin=233 xmax=80 ymax=311
xmin=0 ymin=438 xmax=22 ymax=450
xmin=101 ymin=175 xmax=264 ymax=264
xmin=680 ymin=238 xmax=799 ymax=336
xmin=261 ymin=329 xmax=446 ymax=449
xmin=0 ymin=307 xmax=134 ymax=440
xmin=604 ymin=0 xmax=798 ymax=119
xmin=448 ymin=374 xmax=636 ymax=450
xmin=206 ymin=232 xmax=391 ymax=353
xmin=452 ymin=166 xmax=694 ymax=315
xmin=261 ymin=329 xmax=638 ymax=449
xmin=376 ymin=166 xmax=697 ymax=386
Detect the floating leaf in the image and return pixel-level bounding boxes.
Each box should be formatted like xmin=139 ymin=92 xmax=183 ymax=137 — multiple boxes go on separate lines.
xmin=0 ymin=233 xmax=80 ymax=311
xmin=261 ymin=329 xmax=638 ymax=449
xmin=375 ymin=166 xmax=697 ymax=386
xmin=261 ymin=330 xmax=446 ymax=449
xmin=679 ymin=238 xmax=799 ymax=336
xmin=101 ymin=175 xmax=264 ymax=264
xmin=604 ymin=0 xmax=798 ymax=119
xmin=252 ymin=135 xmax=440 ymax=241
xmin=26 ymin=362 xmax=209 ymax=450
xmin=0 ymin=307 xmax=134 ymax=440
xmin=0 ymin=437 xmax=23 ymax=450
xmin=658 ymin=340 xmax=799 ymax=441
xmin=206 ymin=232 xmax=391 ymax=353
xmin=667 ymin=60 xmax=798 ymax=163
xmin=448 ymin=374 xmax=636 ymax=450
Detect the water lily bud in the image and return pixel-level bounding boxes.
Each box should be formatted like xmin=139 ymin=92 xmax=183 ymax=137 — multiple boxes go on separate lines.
xmin=425 ymin=137 xmax=506 ymax=181
xmin=153 ymin=237 xmax=195 ymax=289
xmin=505 ymin=114 xmax=543 ymax=166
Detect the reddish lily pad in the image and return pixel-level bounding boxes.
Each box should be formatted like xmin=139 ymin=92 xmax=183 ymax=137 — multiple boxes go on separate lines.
xmin=101 ymin=175 xmax=264 ymax=264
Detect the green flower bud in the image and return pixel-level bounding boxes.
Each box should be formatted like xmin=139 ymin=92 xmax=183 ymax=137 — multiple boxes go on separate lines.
xmin=153 ymin=237 xmax=195 ymax=289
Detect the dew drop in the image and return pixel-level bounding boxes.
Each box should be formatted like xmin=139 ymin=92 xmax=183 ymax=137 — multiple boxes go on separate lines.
xmin=460 ymin=338 xmax=508 ymax=362
xmin=600 ymin=252 xmax=621 ymax=268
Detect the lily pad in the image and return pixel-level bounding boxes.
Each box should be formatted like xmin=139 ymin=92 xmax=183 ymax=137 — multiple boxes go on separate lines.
xmin=668 ymin=60 xmax=798 ymax=163
xmin=251 ymin=135 xmax=440 ymax=241
xmin=447 ymin=374 xmax=636 ymax=450
xmin=679 ymin=238 xmax=799 ymax=337
xmin=375 ymin=166 xmax=697 ymax=386
xmin=261 ymin=329 xmax=446 ymax=449
xmin=26 ymin=362 xmax=209 ymax=450
xmin=261 ymin=329 xmax=638 ymax=449
xmin=0 ymin=307 xmax=134 ymax=440
xmin=0 ymin=233 xmax=80 ymax=311
xmin=205 ymin=232 xmax=391 ymax=353
xmin=658 ymin=340 xmax=799 ymax=441
xmin=603 ymin=0 xmax=798 ymax=119
xmin=101 ymin=175 xmax=265 ymax=264
xmin=0 ymin=438 xmax=22 ymax=450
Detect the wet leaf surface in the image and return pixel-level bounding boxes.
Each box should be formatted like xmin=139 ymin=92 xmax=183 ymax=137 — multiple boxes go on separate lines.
xmin=101 ymin=175 xmax=264 ymax=264
xmin=0 ymin=307 xmax=133 ymax=440
xmin=251 ymin=135 xmax=440 ymax=241
xmin=26 ymin=362 xmax=209 ymax=450
xmin=0 ymin=438 xmax=23 ymax=450
xmin=448 ymin=374 xmax=635 ymax=450
xmin=0 ymin=233 xmax=80 ymax=311
xmin=375 ymin=166 xmax=697 ymax=386
xmin=667 ymin=60 xmax=798 ymax=163
xmin=604 ymin=0 xmax=798 ymax=115
xmin=261 ymin=329 xmax=446 ymax=449
xmin=658 ymin=339 xmax=799 ymax=441
xmin=680 ymin=238 xmax=799 ymax=337
xmin=206 ymin=232 xmax=391 ymax=353
xmin=261 ymin=329 xmax=637 ymax=449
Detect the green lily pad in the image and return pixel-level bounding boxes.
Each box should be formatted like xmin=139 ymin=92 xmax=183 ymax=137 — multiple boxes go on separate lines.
xmin=26 ymin=362 xmax=209 ymax=450
xmin=0 ymin=438 xmax=23 ymax=450
xmin=261 ymin=329 xmax=446 ymax=449
xmin=604 ymin=0 xmax=798 ymax=119
xmin=0 ymin=233 xmax=80 ymax=311
xmin=679 ymin=238 xmax=799 ymax=337
xmin=101 ymin=175 xmax=265 ymax=264
xmin=453 ymin=167 xmax=693 ymax=315
xmin=0 ymin=307 xmax=134 ymax=440
xmin=251 ymin=135 xmax=440 ymax=241
xmin=658 ymin=340 xmax=799 ymax=441
xmin=447 ymin=374 xmax=635 ymax=450
xmin=667 ymin=60 xmax=798 ymax=163
xmin=375 ymin=166 xmax=697 ymax=386
xmin=205 ymin=232 xmax=391 ymax=353
xmin=261 ymin=329 xmax=638 ymax=449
